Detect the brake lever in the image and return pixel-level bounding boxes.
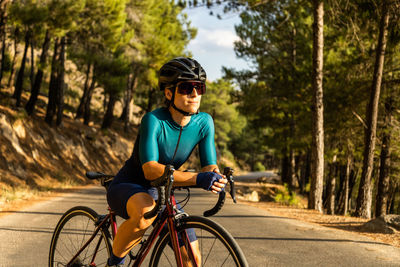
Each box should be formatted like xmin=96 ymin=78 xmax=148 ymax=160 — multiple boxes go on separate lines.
xmin=223 ymin=167 xmax=236 ymax=203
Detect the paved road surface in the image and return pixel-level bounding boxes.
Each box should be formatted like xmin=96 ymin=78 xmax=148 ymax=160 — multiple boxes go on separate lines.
xmin=1 ymin=186 xmax=400 ymax=266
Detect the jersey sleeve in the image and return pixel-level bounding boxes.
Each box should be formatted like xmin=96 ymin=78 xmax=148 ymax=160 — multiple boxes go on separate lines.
xmin=198 ymin=114 xmax=217 ymax=167
xmin=139 ymin=113 xmax=161 ymax=165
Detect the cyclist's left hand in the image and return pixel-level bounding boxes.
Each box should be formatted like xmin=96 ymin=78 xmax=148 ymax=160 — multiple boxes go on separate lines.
xmin=210 ymin=169 xmax=227 ymax=194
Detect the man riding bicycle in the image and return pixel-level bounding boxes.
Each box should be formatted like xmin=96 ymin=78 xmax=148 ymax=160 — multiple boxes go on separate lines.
xmin=106 ymin=57 xmax=227 ymax=266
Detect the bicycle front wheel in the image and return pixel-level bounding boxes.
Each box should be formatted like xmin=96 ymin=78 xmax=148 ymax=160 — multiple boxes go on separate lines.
xmin=48 ymin=206 xmax=112 ymax=267
xmin=149 ymin=215 xmax=248 ymax=267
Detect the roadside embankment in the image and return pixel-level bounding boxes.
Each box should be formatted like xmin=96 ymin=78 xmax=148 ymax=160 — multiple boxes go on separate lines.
xmin=0 ymin=104 xmax=134 ymax=211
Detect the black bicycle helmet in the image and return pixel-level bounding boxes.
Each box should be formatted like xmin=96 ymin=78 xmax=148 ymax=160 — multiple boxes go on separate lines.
xmin=159 ymin=57 xmax=206 ymax=90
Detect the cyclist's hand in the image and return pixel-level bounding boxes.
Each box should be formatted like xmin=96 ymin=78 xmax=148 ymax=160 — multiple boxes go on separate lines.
xmin=211 ymin=168 xmax=227 ymax=193
xmin=197 ymin=172 xmax=226 ymax=193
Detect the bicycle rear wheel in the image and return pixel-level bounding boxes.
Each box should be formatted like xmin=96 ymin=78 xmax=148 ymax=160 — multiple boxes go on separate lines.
xmin=49 ymin=206 xmax=112 ymax=267
xmin=149 ymin=215 xmax=248 ymax=267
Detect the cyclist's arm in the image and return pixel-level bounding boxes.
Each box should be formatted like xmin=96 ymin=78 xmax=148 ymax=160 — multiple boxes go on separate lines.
xmin=142 ymin=162 xmax=227 ymax=190
xmin=201 ymin=164 xmax=220 ymax=174
xmin=142 ymin=161 xmax=197 ymax=186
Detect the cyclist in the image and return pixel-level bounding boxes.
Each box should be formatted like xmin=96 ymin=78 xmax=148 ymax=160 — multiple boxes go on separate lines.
xmin=106 ymin=57 xmax=227 ymax=266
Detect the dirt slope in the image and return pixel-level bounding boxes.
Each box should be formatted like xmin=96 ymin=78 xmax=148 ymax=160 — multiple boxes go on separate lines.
xmin=0 ymin=99 xmax=136 ymax=211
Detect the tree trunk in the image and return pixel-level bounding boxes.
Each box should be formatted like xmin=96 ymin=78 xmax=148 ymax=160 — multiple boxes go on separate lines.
xmin=0 ymin=22 xmax=5 ymax=85
xmin=76 ymin=63 xmax=91 ymax=119
xmin=343 ymin=155 xmax=351 ymax=215
xmin=120 ymin=74 xmax=131 ymax=121
xmin=13 ymin=30 xmax=31 ymax=107
xmin=7 ymin=30 xmax=19 ymax=88
xmin=288 ymin=148 xmax=296 ymax=192
xmin=356 ymin=0 xmax=390 ymax=219
xmin=45 ymin=38 xmax=59 ymax=125
xmin=124 ymin=74 xmax=137 ymax=132
xmin=337 ymin=147 xmax=352 ymax=215
xmin=387 ymin=182 xmax=397 ymax=214
xmin=101 ymin=92 xmax=117 ymax=129
xmin=103 ymin=93 xmax=108 ymax=113
xmin=309 ymin=0 xmax=324 ymax=212
xmin=83 ymin=69 xmax=96 ymax=125
xmin=30 ymin=35 xmax=34 ymax=90
xmin=146 ymin=87 xmax=155 ymax=112
xmin=25 ymin=30 xmax=50 ymax=115
xmin=348 ymin=167 xmax=359 ymax=211
xmin=375 ymin=96 xmax=393 ymax=217
xmin=376 ymin=129 xmax=391 ymax=217
xmin=300 ymin=150 xmax=311 ymax=194
xmin=56 ymin=37 xmax=66 ymax=126
xmin=0 ymin=0 xmax=8 ymax=86
xmin=0 ymin=26 xmax=5 ymax=86
xmin=326 ymin=155 xmax=337 ymax=215
xmin=295 ymin=153 xmax=303 ymax=192
xmin=281 ymin=150 xmax=289 ymax=185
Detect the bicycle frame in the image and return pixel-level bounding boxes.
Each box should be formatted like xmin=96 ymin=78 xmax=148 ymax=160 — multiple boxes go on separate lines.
xmin=132 ymin=192 xmax=197 ymax=267
xmin=65 ymin=192 xmax=197 ymax=267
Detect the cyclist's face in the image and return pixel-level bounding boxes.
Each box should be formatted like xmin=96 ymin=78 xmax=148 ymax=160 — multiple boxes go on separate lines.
xmin=165 ymin=82 xmax=202 ymax=114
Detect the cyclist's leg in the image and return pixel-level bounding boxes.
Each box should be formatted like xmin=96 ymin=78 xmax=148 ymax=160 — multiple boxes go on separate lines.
xmin=112 ymin=192 xmax=156 ymax=257
xmin=181 ymin=240 xmax=200 ymax=267
xmin=175 ymin=204 xmax=200 ymax=266
xmin=107 ymin=182 xmax=157 ymax=265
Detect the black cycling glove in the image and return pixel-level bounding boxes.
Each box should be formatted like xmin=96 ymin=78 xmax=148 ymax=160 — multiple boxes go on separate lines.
xmin=196 ymin=172 xmax=223 ymax=192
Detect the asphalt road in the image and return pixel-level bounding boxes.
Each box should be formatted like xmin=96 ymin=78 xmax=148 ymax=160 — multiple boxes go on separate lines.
xmin=1 ymin=186 xmax=400 ymax=267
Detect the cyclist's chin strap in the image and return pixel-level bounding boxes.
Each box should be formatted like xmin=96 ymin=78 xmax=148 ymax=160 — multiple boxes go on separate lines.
xmin=170 ymin=91 xmax=199 ymax=116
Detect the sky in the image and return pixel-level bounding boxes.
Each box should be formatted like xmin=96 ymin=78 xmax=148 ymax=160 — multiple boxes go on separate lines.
xmin=184 ymin=5 xmax=250 ymax=82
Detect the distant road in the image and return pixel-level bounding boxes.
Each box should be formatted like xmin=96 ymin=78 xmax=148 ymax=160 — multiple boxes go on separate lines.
xmin=1 ymin=186 xmax=400 ymax=266
xmin=235 ymin=171 xmax=278 ymax=182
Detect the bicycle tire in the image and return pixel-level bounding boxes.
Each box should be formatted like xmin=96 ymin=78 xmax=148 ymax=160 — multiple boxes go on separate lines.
xmin=48 ymin=206 xmax=112 ymax=267
xmin=149 ymin=215 xmax=248 ymax=267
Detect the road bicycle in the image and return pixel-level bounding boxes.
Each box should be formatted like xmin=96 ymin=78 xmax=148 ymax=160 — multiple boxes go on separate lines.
xmin=48 ymin=165 xmax=249 ymax=267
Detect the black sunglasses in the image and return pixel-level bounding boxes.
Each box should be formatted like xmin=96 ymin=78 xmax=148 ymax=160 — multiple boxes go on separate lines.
xmin=176 ymin=81 xmax=206 ymax=95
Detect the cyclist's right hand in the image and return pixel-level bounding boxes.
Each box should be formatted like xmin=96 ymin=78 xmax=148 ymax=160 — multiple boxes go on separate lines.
xmin=196 ymin=172 xmax=225 ymax=193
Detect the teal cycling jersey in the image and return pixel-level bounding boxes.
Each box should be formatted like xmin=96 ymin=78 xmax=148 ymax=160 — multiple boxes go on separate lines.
xmin=113 ymin=107 xmax=217 ymax=186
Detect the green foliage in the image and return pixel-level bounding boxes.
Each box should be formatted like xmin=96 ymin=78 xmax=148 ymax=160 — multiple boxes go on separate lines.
xmin=200 ymin=79 xmax=246 ymax=156
xmin=274 ymin=183 xmax=301 ymax=207
xmin=254 ymin=162 xmax=265 ymax=172
xmin=96 ymin=51 xmax=130 ymax=95
xmin=132 ymin=0 xmax=197 ymax=111
xmin=226 ymin=0 xmax=313 ymax=164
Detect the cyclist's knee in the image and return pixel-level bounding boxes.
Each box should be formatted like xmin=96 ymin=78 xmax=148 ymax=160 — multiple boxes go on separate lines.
xmin=126 ymin=192 xmax=156 ymax=230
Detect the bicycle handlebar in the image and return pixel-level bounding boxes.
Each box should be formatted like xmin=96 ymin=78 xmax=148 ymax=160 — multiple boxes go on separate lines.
xmin=203 ymin=167 xmax=236 ymax=217
xmin=143 ymin=165 xmax=237 ymax=219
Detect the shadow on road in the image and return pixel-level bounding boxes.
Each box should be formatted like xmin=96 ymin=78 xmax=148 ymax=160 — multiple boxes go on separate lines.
xmin=213 ymin=214 xmax=296 ymax=219
xmin=0 ymin=226 xmax=55 ymax=234
xmin=232 ymin=236 xmax=391 ymax=246
xmin=0 ymin=210 xmax=64 ymax=216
